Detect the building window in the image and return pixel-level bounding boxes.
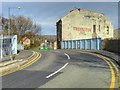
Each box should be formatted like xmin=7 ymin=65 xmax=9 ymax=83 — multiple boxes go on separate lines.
xmin=107 ymin=26 xmax=109 ymax=35
xmin=84 ymin=15 xmax=91 ymax=19
xmin=99 ymin=25 xmax=100 ymax=31
xmin=93 ymin=25 xmax=96 ymax=33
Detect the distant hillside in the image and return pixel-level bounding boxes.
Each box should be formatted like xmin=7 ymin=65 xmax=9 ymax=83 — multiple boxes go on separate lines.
xmin=39 ymin=35 xmax=57 ymax=41
xmin=114 ymin=28 xmax=120 ymax=39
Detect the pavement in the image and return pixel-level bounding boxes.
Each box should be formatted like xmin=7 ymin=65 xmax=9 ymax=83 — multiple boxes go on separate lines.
xmin=1 ymin=50 xmax=119 ymax=89
xmin=1 ymin=50 xmax=33 ymax=62
xmin=90 ymin=50 xmax=120 ymax=66
xmin=0 ymin=50 xmax=41 ymax=76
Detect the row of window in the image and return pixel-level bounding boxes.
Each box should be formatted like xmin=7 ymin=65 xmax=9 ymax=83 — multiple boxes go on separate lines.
xmin=2 ymin=43 xmax=11 ymax=48
xmin=2 ymin=39 xmax=12 ymax=43
xmin=93 ymin=25 xmax=109 ymax=34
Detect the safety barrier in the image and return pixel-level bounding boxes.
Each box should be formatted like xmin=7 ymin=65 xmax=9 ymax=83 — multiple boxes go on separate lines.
xmin=61 ymin=38 xmax=102 ymax=50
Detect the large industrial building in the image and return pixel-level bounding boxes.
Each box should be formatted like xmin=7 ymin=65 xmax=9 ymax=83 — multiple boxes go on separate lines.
xmin=57 ymin=9 xmax=114 ymax=50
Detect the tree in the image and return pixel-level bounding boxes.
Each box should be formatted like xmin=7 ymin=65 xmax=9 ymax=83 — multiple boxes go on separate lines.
xmin=2 ymin=17 xmax=9 ymax=35
xmin=2 ymin=15 xmax=42 ymax=43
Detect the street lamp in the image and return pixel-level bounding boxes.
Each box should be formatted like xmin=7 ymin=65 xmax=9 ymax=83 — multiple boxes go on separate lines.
xmin=8 ymin=6 xmax=21 ymax=35
xmin=0 ymin=34 xmax=3 ymax=60
xmin=0 ymin=18 xmax=3 ymax=60
xmin=8 ymin=6 xmax=21 ymax=60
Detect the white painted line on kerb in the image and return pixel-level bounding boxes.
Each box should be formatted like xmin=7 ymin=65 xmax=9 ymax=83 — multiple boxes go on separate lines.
xmin=64 ymin=53 xmax=70 ymax=59
xmin=46 ymin=62 xmax=69 ymax=79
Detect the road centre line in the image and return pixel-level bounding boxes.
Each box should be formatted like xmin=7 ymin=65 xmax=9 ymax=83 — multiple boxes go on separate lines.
xmin=64 ymin=53 xmax=70 ymax=59
xmin=46 ymin=62 xmax=69 ymax=79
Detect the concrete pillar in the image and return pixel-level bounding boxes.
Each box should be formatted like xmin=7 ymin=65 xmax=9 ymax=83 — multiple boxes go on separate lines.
xmin=85 ymin=40 xmax=86 ymax=50
xmin=80 ymin=40 xmax=81 ymax=49
xmin=72 ymin=40 xmax=73 ymax=49
xmin=68 ymin=41 xmax=70 ymax=49
xmin=97 ymin=38 xmax=101 ymax=50
xmin=91 ymin=39 xmax=93 ymax=50
xmin=76 ymin=40 xmax=77 ymax=49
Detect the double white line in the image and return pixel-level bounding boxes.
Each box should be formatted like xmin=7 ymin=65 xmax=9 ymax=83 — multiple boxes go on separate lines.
xmin=46 ymin=53 xmax=70 ymax=79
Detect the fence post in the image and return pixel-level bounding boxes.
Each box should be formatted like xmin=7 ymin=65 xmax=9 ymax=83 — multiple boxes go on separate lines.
xmin=90 ymin=39 xmax=93 ymax=50
xmin=85 ymin=39 xmax=86 ymax=50
xmin=97 ymin=38 xmax=100 ymax=50
xmin=75 ymin=40 xmax=77 ymax=49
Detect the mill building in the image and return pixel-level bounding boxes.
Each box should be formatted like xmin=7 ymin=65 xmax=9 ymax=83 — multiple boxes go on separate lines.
xmin=56 ymin=9 xmax=114 ymax=50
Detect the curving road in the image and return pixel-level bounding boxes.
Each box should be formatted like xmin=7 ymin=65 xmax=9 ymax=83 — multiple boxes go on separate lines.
xmin=2 ymin=50 xmax=119 ymax=89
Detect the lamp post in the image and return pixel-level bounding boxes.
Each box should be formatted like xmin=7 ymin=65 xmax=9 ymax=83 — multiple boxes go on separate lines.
xmin=8 ymin=7 xmax=21 ymax=35
xmin=8 ymin=6 xmax=21 ymax=60
xmin=0 ymin=18 xmax=3 ymax=60
xmin=0 ymin=34 xmax=3 ymax=60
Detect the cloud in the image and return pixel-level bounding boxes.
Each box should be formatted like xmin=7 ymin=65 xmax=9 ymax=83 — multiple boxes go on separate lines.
xmin=34 ymin=16 xmax=58 ymax=27
xmin=33 ymin=16 xmax=58 ymax=35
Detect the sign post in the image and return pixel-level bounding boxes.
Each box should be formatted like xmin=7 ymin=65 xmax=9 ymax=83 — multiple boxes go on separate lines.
xmin=0 ymin=34 xmax=3 ymax=60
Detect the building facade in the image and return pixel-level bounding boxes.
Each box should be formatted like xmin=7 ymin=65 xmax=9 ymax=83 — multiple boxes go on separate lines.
xmin=0 ymin=35 xmax=17 ymax=57
xmin=22 ymin=37 xmax=31 ymax=46
xmin=57 ymin=9 xmax=114 ymax=49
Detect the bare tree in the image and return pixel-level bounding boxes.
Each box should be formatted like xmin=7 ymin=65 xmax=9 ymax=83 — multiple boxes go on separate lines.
xmin=30 ymin=23 xmax=41 ymax=35
xmin=13 ymin=16 xmax=33 ymax=35
xmin=2 ymin=15 xmax=42 ymax=43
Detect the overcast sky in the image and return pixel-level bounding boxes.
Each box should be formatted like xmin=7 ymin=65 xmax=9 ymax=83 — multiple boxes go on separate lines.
xmin=2 ymin=2 xmax=118 ymax=35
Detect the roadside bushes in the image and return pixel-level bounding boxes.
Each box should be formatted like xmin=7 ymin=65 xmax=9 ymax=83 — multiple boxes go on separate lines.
xmin=102 ymin=38 xmax=120 ymax=53
xmin=24 ymin=45 xmax=30 ymax=50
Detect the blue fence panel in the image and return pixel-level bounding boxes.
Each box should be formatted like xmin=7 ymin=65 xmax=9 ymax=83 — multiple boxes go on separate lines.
xmin=61 ymin=38 xmax=102 ymax=50
xmin=81 ymin=40 xmax=85 ymax=50
xmin=97 ymin=38 xmax=102 ymax=50
xmin=99 ymin=38 xmax=102 ymax=50
xmin=61 ymin=41 xmax=64 ymax=49
xmin=64 ymin=41 xmax=67 ymax=49
xmin=68 ymin=41 xmax=71 ymax=49
xmin=91 ymin=38 xmax=97 ymax=50
xmin=73 ymin=40 xmax=75 ymax=49
xmin=86 ymin=39 xmax=91 ymax=50
xmin=77 ymin=40 xmax=80 ymax=49
xmin=70 ymin=40 xmax=72 ymax=49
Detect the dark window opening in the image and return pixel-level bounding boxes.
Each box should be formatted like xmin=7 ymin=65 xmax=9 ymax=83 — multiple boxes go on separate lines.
xmin=93 ymin=25 xmax=96 ymax=33
xmin=99 ymin=25 xmax=100 ymax=31
xmin=107 ymin=26 xmax=109 ymax=35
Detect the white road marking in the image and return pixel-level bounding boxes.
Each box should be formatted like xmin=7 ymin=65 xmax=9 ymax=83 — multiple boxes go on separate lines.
xmin=64 ymin=53 xmax=70 ymax=59
xmin=46 ymin=62 xmax=69 ymax=79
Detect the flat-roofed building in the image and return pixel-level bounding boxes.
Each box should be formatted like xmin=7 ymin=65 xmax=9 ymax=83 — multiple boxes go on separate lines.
xmin=0 ymin=35 xmax=17 ymax=57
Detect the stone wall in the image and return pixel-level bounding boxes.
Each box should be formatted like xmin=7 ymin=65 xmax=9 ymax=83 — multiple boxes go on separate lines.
xmin=60 ymin=9 xmax=113 ymax=41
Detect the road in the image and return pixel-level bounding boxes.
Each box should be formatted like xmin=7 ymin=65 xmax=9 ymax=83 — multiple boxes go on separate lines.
xmin=2 ymin=50 xmax=119 ymax=89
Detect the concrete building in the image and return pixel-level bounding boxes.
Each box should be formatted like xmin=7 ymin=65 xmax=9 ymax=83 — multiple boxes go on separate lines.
xmin=57 ymin=9 xmax=114 ymax=49
xmin=0 ymin=35 xmax=17 ymax=57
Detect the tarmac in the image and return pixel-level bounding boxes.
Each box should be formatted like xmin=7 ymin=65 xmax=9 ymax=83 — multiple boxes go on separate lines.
xmin=0 ymin=50 xmax=120 ymax=76
xmin=89 ymin=50 xmax=120 ymax=66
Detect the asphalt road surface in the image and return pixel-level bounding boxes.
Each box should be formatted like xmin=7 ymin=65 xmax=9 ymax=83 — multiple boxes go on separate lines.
xmin=2 ymin=50 xmax=119 ymax=89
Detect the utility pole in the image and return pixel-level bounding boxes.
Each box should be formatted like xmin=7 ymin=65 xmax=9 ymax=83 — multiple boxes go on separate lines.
xmin=0 ymin=34 xmax=3 ymax=60
xmin=0 ymin=16 xmax=3 ymax=60
xmin=8 ymin=7 xmax=21 ymax=60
